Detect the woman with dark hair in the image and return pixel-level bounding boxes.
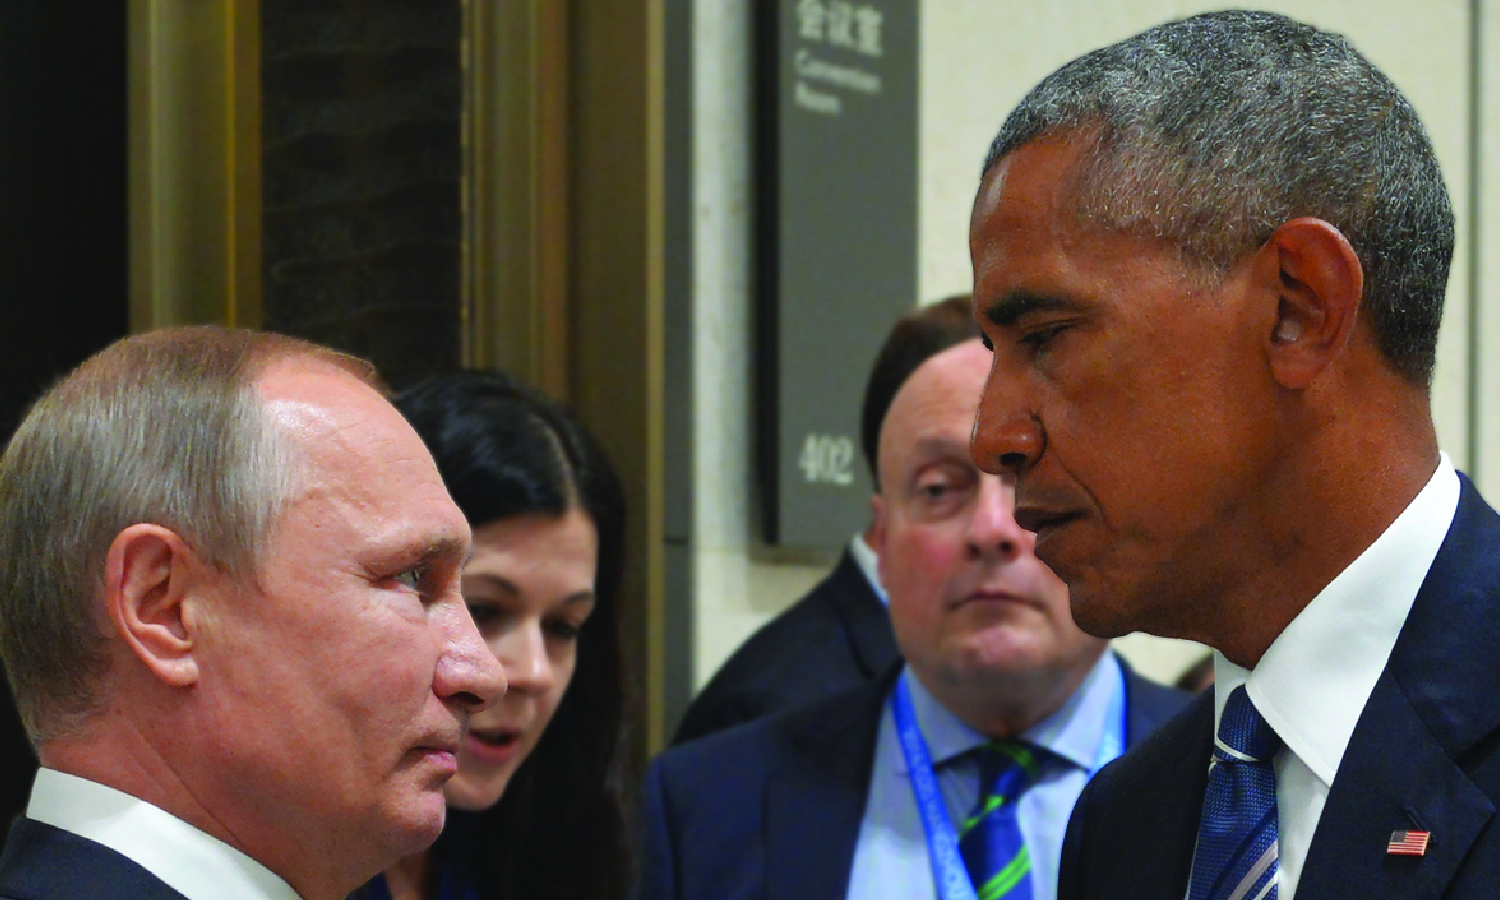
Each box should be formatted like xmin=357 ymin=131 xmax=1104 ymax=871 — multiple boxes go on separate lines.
xmin=357 ymin=370 xmax=630 ymax=900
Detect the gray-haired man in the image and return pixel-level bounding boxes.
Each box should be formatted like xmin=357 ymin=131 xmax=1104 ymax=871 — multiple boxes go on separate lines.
xmin=0 ymin=327 xmax=506 ymax=900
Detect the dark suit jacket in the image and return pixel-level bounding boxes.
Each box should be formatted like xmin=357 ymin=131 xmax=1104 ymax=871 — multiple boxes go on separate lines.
xmin=640 ymin=657 xmax=1191 ymax=900
xmin=672 ymin=549 xmax=898 ymax=745
xmin=1058 ymin=474 xmax=1500 ymax=900
xmin=0 ymin=817 xmax=188 ymax=900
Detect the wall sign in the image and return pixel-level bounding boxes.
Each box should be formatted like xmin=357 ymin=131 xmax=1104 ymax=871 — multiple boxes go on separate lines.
xmin=756 ymin=0 xmax=919 ymax=549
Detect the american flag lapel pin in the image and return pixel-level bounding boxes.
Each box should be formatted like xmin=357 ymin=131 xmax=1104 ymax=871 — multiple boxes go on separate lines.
xmin=1387 ymin=830 xmax=1431 ymax=856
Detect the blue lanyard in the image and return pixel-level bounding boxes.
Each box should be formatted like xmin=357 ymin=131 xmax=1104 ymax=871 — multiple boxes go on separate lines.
xmin=892 ymin=672 xmax=980 ymax=900
xmin=890 ymin=659 xmax=1128 ymax=900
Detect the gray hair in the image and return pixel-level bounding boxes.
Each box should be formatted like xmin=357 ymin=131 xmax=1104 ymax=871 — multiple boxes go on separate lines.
xmin=0 ymin=326 xmax=378 ymax=743
xmin=982 ymin=9 xmax=1454 ymax=386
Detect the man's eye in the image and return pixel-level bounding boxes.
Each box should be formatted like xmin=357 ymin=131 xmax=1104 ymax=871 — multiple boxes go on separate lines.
xmin=393 ymin=567 xmax=424 ymax=592
xmin=1020 ymin=323 xmax=1067 ymax=350
xmin=920 ymin=483 xmax=950 ymax=500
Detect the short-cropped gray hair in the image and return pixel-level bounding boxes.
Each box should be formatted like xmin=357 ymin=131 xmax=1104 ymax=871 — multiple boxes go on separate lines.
xmin=982 ymin=9 xmax=1454 ymax=386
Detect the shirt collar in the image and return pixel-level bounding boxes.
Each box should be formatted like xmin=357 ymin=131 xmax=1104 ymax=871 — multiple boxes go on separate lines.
xmin=27 ymin=768 xmax=302 ymax=900
xmin=899 ymin=650 xmax=1123 ymax=774
xmin=1214 ymin=453 xmax=1460 ymax=784
xmin=849 ymin=533 xmax=888 ymax=604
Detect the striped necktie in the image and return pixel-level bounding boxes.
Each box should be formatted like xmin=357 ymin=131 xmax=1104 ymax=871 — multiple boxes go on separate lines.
xmin=958 ymin=740 xmax=1039 ymax=900
xmin=1188 ymin=685 xmax=1283 ymax=900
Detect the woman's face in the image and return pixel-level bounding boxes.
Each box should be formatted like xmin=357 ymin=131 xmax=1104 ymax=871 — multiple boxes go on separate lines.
xmin=442 ymin=507 xmax=599 ymax=812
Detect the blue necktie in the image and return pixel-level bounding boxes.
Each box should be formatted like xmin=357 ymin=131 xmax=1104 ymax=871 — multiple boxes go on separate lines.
xmin=958 ymin=740 xmax=1038 ymax=900
xmin=1188 ymin=685 xmax=1282 ymax=900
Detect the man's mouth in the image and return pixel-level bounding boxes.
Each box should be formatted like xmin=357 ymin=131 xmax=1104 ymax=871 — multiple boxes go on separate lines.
xmin=417 ymin=728 xmax=462 ymax=757
xmin=1015 ymin=507 xmax=1080 ymax=536
xmin=955 ymin=588 xmax=1036 ymax=610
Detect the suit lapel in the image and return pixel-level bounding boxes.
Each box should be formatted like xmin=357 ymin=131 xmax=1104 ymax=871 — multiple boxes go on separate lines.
xmin=1298 ymin=673 xmax=1494 ymax=900
xmin=1130 ymin=694 xmax=1214 ymax=895
xmin=1299 ymin=476 xmax=1500 ymax=898
xmin=764 ymin=671 xmax=892 ymax=900
xmin=0 ymin=818 xmax=190 ymax=900
xmin=1119 ymin=659 xmax=1193 ymax=749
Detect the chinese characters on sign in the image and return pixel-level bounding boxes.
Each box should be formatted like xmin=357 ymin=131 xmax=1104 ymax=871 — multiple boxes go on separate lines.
xmin=798 ymin=0 xmax=884 ymax=55
xmin=794 ymin=0 xmax=886 ymax=115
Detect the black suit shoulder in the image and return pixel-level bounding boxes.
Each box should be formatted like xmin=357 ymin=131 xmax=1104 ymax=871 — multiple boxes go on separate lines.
xmin=656 ymin=671 xmax=891 ymax=806
xmin=1120 ymin=662 xmax=1195 ymax=747
xmin=1059 ymin=691 xmax=1212 ymax=900
xmin=0 ymin=818 xmax=189 ymax=900
xmin=672 ymin=551 xmax=897 ymax=744
xmin=640 ymin=672 xmax=895 ymax=900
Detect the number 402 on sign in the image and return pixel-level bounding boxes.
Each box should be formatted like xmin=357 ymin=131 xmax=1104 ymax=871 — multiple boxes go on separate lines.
xmin=799 ymin=433 xmax=855 ymax=486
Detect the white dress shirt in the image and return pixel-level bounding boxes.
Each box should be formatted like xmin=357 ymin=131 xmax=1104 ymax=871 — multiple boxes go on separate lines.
xmin=847 ymin=651 xmax=1125 ymax=900
xmin=26 ymin=768 xmax=302 ymax=900
xmin=1211 ymin=453 xmax=1459 ymax=899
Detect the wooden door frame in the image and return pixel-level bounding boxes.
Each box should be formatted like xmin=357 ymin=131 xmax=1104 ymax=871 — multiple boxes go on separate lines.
xmin=563 ymin=0 xmax=669 ymax=754
xmin=128 ymin=0 xmax=261 ymax=329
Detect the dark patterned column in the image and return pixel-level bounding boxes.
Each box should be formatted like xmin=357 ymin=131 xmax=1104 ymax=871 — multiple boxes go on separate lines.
xmin=261 ymin=0 xmax=463 ymax=387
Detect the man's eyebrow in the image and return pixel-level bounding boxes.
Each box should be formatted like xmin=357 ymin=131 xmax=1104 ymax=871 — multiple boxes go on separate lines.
xmin=980 ymin=291 xmax=1083 ymax=328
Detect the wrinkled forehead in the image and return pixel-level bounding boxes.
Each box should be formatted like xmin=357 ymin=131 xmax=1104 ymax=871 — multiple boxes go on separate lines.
xmin=254 ymin=358 xmax=448 ymax=499
xmin=257 ymin=356 xmax=388 ymax=439
xmin=254 ymin=360 xmax=471 ymax=559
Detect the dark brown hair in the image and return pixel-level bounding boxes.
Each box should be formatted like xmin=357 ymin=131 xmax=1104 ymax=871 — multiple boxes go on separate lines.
xmin=859 ymin=295 xmax=981 ymax=489
xmin=392 ymin=371 xmax=630 ymax=900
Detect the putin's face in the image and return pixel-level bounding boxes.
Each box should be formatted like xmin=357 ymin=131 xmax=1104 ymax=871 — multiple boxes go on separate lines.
xmin=197 ymin=360 xmax=507 ymax=891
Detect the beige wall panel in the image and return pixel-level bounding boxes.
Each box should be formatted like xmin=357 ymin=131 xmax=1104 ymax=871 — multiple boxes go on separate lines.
xmin=691 ymin=0 xmax=834 ymax=686
xmin=1480 ymin=0 xmax=1500 ymax=497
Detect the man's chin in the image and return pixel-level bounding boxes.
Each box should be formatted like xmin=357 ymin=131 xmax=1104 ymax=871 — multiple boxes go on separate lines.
xmin=1067 ymin=583 xmax=1145 ymax=640
xmin=944 ymin=630 xmax=1054 ymax=678
xmin=385 ymin=794 xmax=450 ymax=857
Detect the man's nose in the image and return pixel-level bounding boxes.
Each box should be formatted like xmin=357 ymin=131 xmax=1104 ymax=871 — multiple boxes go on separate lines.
xmin=436 ymin=601 xmax=508 ymax=715
xmin=965 ymin=475 xmax=1029 ymax=560
xmin=971 ymin=379 xmax=1043 ymax=477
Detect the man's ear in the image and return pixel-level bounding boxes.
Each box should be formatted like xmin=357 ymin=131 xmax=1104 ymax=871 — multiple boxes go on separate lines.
xmin=868 ymin=494 xmax=888 ymax=557
xmin=102 ymin=524 xmax=205 ymax=688
xmin=1257 ymin=217 xmax=1364 ymax=389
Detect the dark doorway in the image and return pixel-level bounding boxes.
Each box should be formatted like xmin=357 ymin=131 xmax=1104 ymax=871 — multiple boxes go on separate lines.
xmin=0 ymin=0 xmax=132 ymax=844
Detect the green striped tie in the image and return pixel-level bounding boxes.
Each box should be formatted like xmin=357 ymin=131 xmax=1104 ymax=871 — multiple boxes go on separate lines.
xmin=957 ymin=740 xmax=1040 ymax=900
